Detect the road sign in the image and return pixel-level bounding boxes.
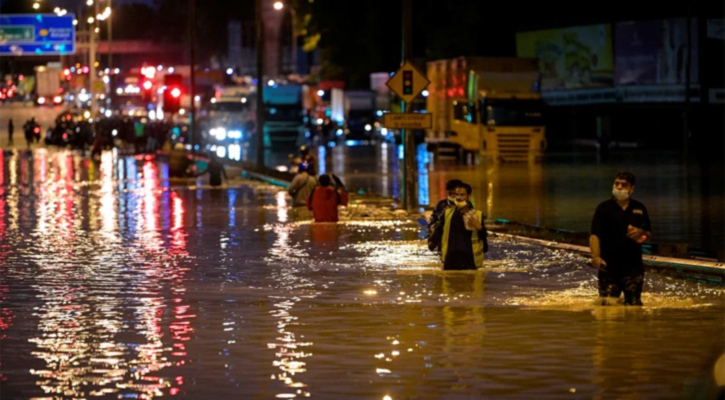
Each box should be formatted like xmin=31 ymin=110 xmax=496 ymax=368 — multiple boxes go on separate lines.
xmin=383 ymin=113 xmax=432 ymax=129
xmin=386 ymin=60 xmax=429 ymax=103
xmin=0 ymin=14 xmax=76 ymax=56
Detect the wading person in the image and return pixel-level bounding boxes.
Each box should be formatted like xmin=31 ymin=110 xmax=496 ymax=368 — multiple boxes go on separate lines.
xmin=590 ymin=172 xmax=651 ymax=306
xmin=8 ymin=118 xmax=14 ymax=145
xmin=438 ymin=183 xmax=488 ymax=270
xmin=288 ymin=163 xmax=317 ymax=207
xmin=196 ymin=153 xmax=228 ymax=187
xmin=299 ymin=145 xmax=317 ymax=176
xmin=307 ymin=174 xmax=342 ymax=223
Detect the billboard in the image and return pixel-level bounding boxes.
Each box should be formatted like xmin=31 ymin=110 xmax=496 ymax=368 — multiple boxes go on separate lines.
xmin=615 ymin=19 xmax=699 ymax=86
xmin=0 ymin=14 xmax=75 ymax=56
xmin=517 ymin=24 xmax=613 ymax=91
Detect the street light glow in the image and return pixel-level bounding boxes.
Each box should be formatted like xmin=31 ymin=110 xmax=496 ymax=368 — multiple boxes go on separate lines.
xmin=87 ymin=17 xmax=95 ymax=24
xmin=273 ymin=1 xmax=284 ymax=10
xmin=32 ymin=3 xmax=40 ymax=9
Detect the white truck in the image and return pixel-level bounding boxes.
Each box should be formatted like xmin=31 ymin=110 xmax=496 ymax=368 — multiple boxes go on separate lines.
xmin=34 ymin=66 xmax=62 ymax=106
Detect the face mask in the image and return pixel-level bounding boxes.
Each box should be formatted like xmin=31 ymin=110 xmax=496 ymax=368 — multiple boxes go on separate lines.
xmin=448 ymin=195 xmax=456 ymax=203
xmin=612 ymin=188 xmax=631 ymax=202
xmin=455 ymin=200 xmax=468 ymax=208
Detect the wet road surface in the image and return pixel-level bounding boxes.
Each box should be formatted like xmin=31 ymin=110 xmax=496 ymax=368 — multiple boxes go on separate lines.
xmin=0 ymin=149 xmax=723 ymax=399
xmin=316 ymin=143 xmax=725 ymax=253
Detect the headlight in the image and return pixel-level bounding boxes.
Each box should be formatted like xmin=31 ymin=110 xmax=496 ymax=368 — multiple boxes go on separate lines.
xmin=228 ymin=130 xmax=242 ymax=139
xmin=211 ymin=127 xmax=227 ymax=140
xmin=365 ymin=124 xmax=372 ymax=132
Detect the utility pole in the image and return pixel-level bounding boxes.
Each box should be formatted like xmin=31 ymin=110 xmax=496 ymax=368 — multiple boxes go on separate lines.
xmin=401 ymin=0 xmax=416 ymax=211
xmin=256 ymin=0 xmax=265 ymax=169
xmin=89 ymin=0 xmax=99 ymax=116
xmin=189 ymin=0 xmax=197 ymax=156
xmin=107 ymin=0 xmax=112 ymax=72
xmin=683 ymin=8 xmax=692 ymax=161
xmin=290 ymin=6 xmax=297 ymax=75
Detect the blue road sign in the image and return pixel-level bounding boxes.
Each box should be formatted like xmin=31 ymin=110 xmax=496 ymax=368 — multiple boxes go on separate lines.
xmin=0 ymin=14 xmax=75 ymax=56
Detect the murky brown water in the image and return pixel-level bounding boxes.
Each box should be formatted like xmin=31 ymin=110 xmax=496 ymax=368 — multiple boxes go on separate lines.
xmin=0 ymin=149 xmax=723 ymax=399
xmin=318 ymin=143 xmax=725 ymax=253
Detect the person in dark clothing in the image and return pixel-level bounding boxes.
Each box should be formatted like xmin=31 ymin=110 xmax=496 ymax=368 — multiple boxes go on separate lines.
xmin=591 ymin=172 xmax=652 ymax=306
xmin=307 ymin=174 xmax=342 ymax=223
xmin=299 ymin=145 xmax=317 ymax=176
xmin=8 ymin=119 xmax=14 ymax=145
xmin=198 ymin=154 xmax=228 ymax=186
xmin=439 ymin=183 xmax=488 ymax=270
xmin=23 ymin=118 xmax=37 ymax=149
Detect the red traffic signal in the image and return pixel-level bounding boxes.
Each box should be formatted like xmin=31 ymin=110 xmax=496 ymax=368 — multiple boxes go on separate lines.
xmin=163 ymin=74 xmax=183 ymax=113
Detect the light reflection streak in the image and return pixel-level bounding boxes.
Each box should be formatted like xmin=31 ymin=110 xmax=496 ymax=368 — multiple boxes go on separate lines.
xmin=8 ymin=151 xmax=18 ymax=231
xmin=21 ymin=152 xmax=195 ymax=399
xmin=265 ymin=195 xmax=313 ymax=398
xmin=416 ymin=144 xmax=430 ymax=206
xmin=381 ymin=143 xmax=389 ymax=197
xmin=317 ymin=145 xmax=326 ymax=175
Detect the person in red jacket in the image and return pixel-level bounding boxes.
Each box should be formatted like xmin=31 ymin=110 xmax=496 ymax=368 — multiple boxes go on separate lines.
xmin=307 ymin=175 xmax=343 ymax=223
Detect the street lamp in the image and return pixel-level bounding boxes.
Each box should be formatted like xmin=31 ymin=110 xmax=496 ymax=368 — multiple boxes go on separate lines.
xmin=273 ymin=1 xmax=297 ymax=75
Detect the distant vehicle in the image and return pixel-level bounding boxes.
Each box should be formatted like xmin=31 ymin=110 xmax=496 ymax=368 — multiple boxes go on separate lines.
xmin=35 ymin=66 xmax=63 ymax=107
xmin=263 ymin=84 xmax=306 ymax=149
xmin=426 ymin=57 xmax=546 ymax=163
xmin=45 ymin=111 xmax=93 ymax=148
xmin=343 ymin=90 xmax=377 ymax=141
xmin=203 ymin=85 xmax=254 ymax=148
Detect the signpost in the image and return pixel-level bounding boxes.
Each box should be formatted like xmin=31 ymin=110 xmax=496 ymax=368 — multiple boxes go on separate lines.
xmin=0 ymin=15 xmax=76 ymax=56
xmin=386 ymin=60 xmax=429 ymax=103
xmin=382 ymin=113 xmax=432 ymax=129
xmin=385 ymin=58 xmax=430 ymax=210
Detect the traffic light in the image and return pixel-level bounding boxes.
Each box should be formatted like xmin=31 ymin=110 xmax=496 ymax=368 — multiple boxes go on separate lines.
xmin=403 ymin=70 xmax=413 ymax=95
xmin=163 ymin=74 xmax=183 ymax=114
xmin=141 ymin=78 xmax=154 ymax=103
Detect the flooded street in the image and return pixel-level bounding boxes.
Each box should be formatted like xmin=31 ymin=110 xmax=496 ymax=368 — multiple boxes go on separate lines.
xmin=319 ymin=143 xmax=725 ymax=253
xmin=0 ymin=149 xmax=723 ymax=399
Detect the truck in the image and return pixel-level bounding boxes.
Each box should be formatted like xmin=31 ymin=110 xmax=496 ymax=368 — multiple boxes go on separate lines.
xmin=203 ymin=85 xmax=255 ymax=147
xmin=34 ymin=66 xmax=63 ymax=106
xmin=426 ymin=57 xmax=546 ymax=163
xmin=343 ymin=90 xmax=376 ymax=141
xmin=262 ymin=84 xmax=306 ymax=149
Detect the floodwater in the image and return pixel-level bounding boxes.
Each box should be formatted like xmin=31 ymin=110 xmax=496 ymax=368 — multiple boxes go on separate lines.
xmin=318 ymin=143 xmax=725 ymax=253
xmin=0 ymin=149 xmax=723 ymax=399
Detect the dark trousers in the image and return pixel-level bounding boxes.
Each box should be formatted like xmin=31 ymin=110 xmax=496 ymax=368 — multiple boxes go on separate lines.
xmin=444 ymin=250 xmax=476 ymax=271
xmin=598 ymin=269 xmax=645 ymax=305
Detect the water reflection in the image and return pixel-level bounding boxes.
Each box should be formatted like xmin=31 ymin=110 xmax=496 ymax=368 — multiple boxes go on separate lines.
xmin=0 ymin=148 xmax=722 ymax=399
xmin=0 ymin=150 xmax=197 ymax=399
xmin=267 ymin=188 xmax=313 ymax=398
xmin=335 ymin=143 xmax=724 ymax=252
